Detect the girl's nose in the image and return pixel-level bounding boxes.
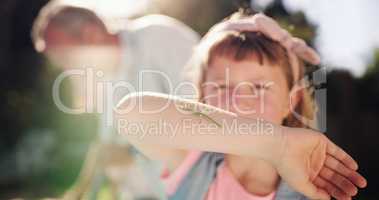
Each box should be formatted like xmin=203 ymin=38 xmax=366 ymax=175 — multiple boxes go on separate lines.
xmin=230 ymin=85 xmax=260 ymax=110
xmin=233 ymin=84 xmax=257 ymax=101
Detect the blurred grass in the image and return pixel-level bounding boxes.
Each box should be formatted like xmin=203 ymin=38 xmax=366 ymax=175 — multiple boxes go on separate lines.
xmin=0 ymin=60 xmax=99 ymax=199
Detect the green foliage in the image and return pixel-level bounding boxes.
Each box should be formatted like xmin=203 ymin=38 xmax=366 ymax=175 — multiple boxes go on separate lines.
xmin=364 ymin=48 xmax=379 ymax=76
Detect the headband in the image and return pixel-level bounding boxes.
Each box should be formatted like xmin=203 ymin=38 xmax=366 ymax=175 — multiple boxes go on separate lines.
xmin=206 ymin=13 xmax=321 ymax=81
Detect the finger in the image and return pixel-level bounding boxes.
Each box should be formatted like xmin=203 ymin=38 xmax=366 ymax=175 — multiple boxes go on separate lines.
xmin=284 ymin=165 xmax=331 ymax=200
xmin=314 ymin=176 xmax=351 ymax=200
xmin=295 ymin=177 xmax=331 ymax=200
xmin=325 ymin=155 xmax=367 ymax=188
xmin=302 ymin=183 xmax=331 ymax=200
xmin=320 ymin=167 xmax=357 ymax=196
xmin=327 ymin=140 xmax=358 ymax=170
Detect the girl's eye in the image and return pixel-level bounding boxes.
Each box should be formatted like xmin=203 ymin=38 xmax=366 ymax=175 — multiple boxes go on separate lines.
xmin=218 ymin=84 xmax=227 ymax=90
xmin=255 ymin=84 xmax=265 ymax=90
xmin=207 ymin=84 xmax=225 ymax=92
xmin=253 ymin=83 xmax=272 ymax=91
xmin=210 ymin=84 xmax=233 ymax=92
xmin=220 ymin=84 xmax=236 ymax=91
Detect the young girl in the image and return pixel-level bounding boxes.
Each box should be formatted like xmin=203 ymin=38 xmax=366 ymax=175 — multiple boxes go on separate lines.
xmin=115 ymin=13 xmax=367 ymax=200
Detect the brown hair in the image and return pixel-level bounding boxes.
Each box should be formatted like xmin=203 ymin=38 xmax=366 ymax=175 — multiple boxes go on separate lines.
xmin=208 ymin=31 xmax=295 ymax=89
xmin=183 ymin=14 xmax=315 ymax=128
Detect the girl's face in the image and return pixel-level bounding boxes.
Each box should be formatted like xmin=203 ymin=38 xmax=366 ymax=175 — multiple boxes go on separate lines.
xmin=203 ymin=57 xmax=292 ymax=124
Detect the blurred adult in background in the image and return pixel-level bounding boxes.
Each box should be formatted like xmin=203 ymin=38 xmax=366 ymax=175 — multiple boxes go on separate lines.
xmin=32 ymin=0 xmax=200 ymax=199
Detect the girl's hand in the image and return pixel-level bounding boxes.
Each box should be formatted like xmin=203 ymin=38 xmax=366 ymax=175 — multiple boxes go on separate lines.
xmin=274 ymin=129 xmax=367 ymax=200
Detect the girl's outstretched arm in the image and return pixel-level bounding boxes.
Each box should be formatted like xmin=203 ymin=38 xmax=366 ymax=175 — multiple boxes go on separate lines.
xmin=114 ymin=92 xmax=286 ymax=165
xmin=114 ymin=92 xmax=367 ymax=200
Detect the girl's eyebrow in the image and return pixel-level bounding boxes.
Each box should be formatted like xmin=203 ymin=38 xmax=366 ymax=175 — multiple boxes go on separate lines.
xmin=207 ymin=75 xmax=226 ymax=82
xmin=214 ymin=78 xmax=227 ymax=82
xmin=248 ymin=76 xmax=268 ymax=83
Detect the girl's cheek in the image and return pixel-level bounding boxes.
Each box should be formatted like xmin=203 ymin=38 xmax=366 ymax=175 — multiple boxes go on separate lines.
xmin=202 ymin=89 xmax=221 ymax=107
xmin=206 ymin=92 xmax=230 ymax=110
xmin=260 ymin=98 xmax=286 ymax=123
xmin=203 ymin=88 xmax=229 ymax=105
xmin=204 ymin=88 xmax=287 ymax=123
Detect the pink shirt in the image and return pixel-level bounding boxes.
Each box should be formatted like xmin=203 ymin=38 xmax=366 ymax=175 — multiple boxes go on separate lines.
xmin=161 ymin=151 xmax=276 ymax=200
